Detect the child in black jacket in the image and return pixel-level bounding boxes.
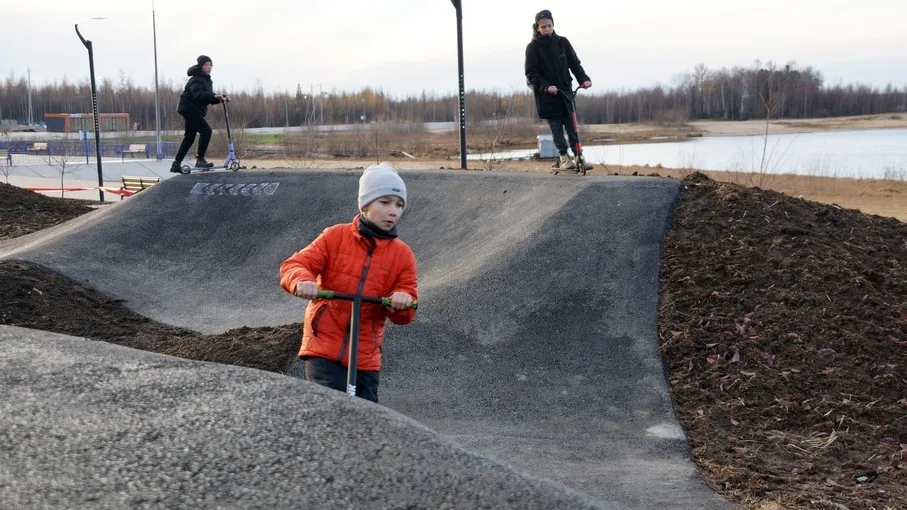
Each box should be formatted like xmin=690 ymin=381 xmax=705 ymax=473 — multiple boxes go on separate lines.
xmin=170 ymin=55 xmax=230 ymax=173
xmin=525 ymin=10 xmax=591 ymax=171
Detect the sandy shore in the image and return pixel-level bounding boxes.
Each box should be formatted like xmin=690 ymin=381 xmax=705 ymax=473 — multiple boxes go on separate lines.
xmin=530 ymin=113 xmax=907 ymax=145
xmin=688 ymin=113 xmax=907 ymax=137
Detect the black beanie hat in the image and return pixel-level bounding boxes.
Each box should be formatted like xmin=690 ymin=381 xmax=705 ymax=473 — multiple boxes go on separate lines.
xmin=197 ymin=55 xmax=212 ymax=66
xmin=535 ymin=10 xmax=553 ymax=24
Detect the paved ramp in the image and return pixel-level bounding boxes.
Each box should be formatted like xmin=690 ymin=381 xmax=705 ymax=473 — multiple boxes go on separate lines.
xmin=1 ymin=170 xmax=732 ymax=508
xmin=0 ymin=326 xmax=601 ymax=509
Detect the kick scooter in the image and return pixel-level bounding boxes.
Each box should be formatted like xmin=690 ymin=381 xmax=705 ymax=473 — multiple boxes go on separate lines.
xmin=315 ymin=290 xmax=419 ymax=397
xmin=181 ymin=102 xmax=241 ymax=174
xmin=552 ymin=86 xmax=593 ymax=176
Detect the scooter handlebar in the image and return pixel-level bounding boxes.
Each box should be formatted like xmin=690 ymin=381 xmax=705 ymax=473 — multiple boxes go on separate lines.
xmin=316 ymin=289 xmax=419 ymax=310
xmin=558 ymin=86 xmax=584 ymax=96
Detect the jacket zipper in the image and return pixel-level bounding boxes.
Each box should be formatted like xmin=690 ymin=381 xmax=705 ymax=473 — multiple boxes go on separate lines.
xmin=311 ymin=304 xmax=327 ymax=337
xmin=338 ymin=322 xmax=351 ymax=362
xmin=338 ymin=242 xmax=375 ymax=362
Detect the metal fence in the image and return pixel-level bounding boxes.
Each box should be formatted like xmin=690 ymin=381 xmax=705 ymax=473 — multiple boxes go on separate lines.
xmin=0 ymin=140 xmax=181 ymax=164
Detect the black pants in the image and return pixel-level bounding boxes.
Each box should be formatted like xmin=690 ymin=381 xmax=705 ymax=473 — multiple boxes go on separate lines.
xmin=547 ymin=114 xmax=580 ymax=156
xmin=289 ymin=357 xmax=380 ymax=403
xmin=174 ymin=112 xmax=212 ymax=162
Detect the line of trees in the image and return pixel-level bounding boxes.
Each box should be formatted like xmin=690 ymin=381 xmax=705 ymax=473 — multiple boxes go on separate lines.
xmin=1 ymin=60 xmax=905 ymax=130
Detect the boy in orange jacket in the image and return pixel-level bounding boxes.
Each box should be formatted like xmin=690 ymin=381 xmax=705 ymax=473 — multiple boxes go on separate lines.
xmin=280 ymin=163 xmax=418 ymax=403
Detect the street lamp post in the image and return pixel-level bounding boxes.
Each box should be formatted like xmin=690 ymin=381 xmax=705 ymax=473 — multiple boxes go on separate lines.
xmin=450 ymin=0 xmax=467 ymax=170
xmin=26 ymin=67 xmax=33 ymax=126
xmin=152 ymin=1 xmax=162 ymax=160
xmin=75 ymin=17 xmax=106 ymax=202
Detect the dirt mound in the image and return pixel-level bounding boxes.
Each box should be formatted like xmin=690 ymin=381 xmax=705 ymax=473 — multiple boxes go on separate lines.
xmin=0 ymin=183 xmax=95 ymax=240
xmin=0 ymin=177 xmax=905 ymax=509
xmin=0 ymin=260 xmax=299 ymax=373
xmin=660 ymin=174 xmax=907 ymax=508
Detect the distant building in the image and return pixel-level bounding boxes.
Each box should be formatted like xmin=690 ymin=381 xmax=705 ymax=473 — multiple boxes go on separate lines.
xmin=44 ymin=113 xmax=130 ymax=133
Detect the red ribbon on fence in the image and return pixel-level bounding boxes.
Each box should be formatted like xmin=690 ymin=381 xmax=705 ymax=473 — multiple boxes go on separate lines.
xmin=26 ymin=187 xmax=97 ymax=192
xmin=26 ymin=186 xmax=137 ymax=197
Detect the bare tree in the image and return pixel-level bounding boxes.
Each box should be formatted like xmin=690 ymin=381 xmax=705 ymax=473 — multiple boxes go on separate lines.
xmin=0 ymin=62 xmax=902 ymax=131
xmin=726 ymin=62 xmax=798 ymax=188
xmin=469 ymin=90 xmax=531 ymax=171
xmin=46 ymin=137 xmax=83 ymax=198
xmin=0 ymin=127 xmax=12 ymax=184
xmin=281 ymin=112 xmax=324 ymax=169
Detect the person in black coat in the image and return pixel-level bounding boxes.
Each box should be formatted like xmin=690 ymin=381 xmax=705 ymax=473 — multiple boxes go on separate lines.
xmin=170 ymin=55 xmax=230 ymax=172
xmin=525 ymin=10 xmax=591 ymax=170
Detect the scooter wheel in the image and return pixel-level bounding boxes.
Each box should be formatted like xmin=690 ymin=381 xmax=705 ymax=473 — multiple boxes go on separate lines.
xmin=229 ymin=162 xmax=240 ymax=171
xmin=576 ymin=157 xmax=589 ymax=176
xmin=180 ymin=165 xmax=191 ymax=175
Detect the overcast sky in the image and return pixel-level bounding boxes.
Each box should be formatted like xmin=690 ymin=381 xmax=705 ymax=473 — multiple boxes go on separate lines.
xmin=2 ymin=0 xmax=904 ymax=97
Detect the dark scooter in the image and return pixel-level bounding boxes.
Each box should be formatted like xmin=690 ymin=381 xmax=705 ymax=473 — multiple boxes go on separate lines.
xmin=552 ymin=86 xmax=593 ymax=175
xmin=315 ymin=289 xmax=419 ymax=397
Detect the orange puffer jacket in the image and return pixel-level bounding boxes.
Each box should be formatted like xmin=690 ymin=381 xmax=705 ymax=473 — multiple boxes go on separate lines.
xmin=279 ymin=216 xmax=418 ymax=372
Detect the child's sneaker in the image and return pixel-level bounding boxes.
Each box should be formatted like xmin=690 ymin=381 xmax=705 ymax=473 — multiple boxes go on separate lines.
xmin=195 ymin=157 xmax=214 ymax=169
xmin=169 ymin=161 xmax=182 ymax=173
xmin=558 ymin=153 xmax=575 ymax=170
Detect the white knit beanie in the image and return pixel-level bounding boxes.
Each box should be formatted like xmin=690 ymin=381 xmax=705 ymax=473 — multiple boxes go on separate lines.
xmin=358 ymin=162 xmax=407 ymax=211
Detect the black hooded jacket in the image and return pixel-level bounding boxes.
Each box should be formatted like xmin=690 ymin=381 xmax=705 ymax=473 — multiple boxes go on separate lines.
xmin=177 ymin=65 xmax=221 ymax=116
xmin=525 ymin=30 xmax=590 ymax=119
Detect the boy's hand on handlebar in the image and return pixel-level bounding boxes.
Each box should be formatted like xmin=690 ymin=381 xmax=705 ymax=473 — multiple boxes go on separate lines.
xmin=546 ymin=85 xmax=558 ymax=94
xmin=581 ymin=81 xmax=592 ymax=89
xmin=388 ymin=292 xmax=415 ymax=311
xmin=295 ymin=281 xmax=319 ymax=299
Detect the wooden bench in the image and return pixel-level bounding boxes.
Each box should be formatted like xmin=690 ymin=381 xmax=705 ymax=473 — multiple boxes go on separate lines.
xmin=28 ymin=142 xmax=48 ymax=152
xmin=122 ymin=143 xmax=148 ymax=158
xmin=120 ymin=175 xmax=161 ymax=200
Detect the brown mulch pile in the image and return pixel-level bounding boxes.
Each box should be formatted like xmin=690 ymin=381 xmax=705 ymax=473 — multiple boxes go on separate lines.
xmin=1 ymin=178 xmax=906 ymax=509
xmin=0 ymin=183 xmax=95 ymax=240
xmin=660 ymin=172 xmax=907 ymax=509
xmin=0 ymin=258 xmax=300 ymax=373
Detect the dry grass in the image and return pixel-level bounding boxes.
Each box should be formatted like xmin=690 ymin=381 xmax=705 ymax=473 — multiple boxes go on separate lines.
xmin=242 ymin=120 xmax=705 ymax=162
xmin=582 ymin=123 xmax=700 ymax=143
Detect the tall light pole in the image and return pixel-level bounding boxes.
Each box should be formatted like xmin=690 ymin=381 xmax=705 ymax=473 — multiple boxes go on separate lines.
xmin=75 ymin=17 xmax=107 ymax=202
xmin=152 ymin=0 xmax=162 ymax=160
xmin=451 ymin=0 xmax=467 ymax=169
xmin=26 ymin=67 xmax=33 ymax=126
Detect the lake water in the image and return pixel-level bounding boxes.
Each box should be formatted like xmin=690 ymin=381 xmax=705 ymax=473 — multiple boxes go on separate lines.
xmin=471 ymin=128 xmax=907 ymax=180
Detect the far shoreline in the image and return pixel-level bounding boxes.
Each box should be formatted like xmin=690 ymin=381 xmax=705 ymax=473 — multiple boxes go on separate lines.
xmin=580 ymin=113 xmax=907 ymax=143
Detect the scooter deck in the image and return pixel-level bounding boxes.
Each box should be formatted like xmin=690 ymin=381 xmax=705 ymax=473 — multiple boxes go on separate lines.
xmin=182 ymin=167 xmax=220 ymax=171
xmin=180 ymin=160 xmax=241 ymax=174
xmin=550 ymin=159 xmax=592 ymax=175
